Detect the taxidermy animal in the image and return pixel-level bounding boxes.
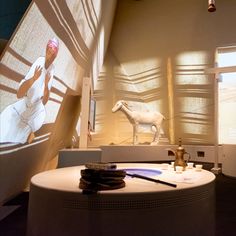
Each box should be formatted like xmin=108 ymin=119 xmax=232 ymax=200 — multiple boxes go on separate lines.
xmin=112 ymin=100 xmax=165 ymax=145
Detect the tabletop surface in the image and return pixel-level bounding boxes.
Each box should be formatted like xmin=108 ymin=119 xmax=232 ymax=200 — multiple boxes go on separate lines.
xmin=31 ymin=163 xmax=216 ymax=194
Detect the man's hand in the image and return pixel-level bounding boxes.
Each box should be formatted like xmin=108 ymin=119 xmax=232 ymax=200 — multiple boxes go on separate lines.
xmin=33 ymin=66 xmax=42 ymax=81
xmin=17 ymin=66 xmax=42 ymax=98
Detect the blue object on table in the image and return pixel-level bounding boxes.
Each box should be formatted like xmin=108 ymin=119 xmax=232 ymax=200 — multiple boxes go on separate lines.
xmin=124 ymin=168 xmax=162 ymax=177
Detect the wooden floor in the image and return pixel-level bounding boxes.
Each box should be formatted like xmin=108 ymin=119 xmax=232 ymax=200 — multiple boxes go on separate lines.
xmin=0 ymin=165 xmax=235 ymax=236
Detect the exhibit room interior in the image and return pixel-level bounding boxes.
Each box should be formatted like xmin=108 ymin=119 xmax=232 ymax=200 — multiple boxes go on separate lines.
xmin=0 ymin=0 xmax=236 ymax=236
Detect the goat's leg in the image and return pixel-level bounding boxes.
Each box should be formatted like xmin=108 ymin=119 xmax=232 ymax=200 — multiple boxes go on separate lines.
xmin=151 ymin=125 xmax=160 ymax=145
xmin=133 ymin=124 xmax=138 ymax=145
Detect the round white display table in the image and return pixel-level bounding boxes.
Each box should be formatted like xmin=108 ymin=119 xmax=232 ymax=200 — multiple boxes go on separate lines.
xmin=27 ymin=163 xmax=215 ymax=236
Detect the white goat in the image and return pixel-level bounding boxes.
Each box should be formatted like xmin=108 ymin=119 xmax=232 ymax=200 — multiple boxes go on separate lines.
xmin=112 ymin=100 xmax=165 ymax=145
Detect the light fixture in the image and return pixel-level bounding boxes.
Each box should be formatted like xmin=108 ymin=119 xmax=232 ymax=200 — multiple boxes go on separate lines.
xmin=208 ymin=0 xmax=216 ymax=12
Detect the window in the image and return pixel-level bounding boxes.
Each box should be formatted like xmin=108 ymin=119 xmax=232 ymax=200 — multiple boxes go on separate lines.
xmin=217 ymin=47 xmax=236 ymax=144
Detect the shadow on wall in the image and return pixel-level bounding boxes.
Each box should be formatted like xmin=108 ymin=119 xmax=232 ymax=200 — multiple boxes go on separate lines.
xmin=92 ymin=48 xmax=215 ymax=146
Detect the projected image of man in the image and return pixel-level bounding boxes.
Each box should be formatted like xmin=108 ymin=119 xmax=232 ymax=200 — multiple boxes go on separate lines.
xmin=0 ymin=38 xmax=59 ymax=144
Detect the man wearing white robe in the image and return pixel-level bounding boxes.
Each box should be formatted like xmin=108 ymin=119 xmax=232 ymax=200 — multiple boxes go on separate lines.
xmin=0 ymin=38 xmax=59 ymax=144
